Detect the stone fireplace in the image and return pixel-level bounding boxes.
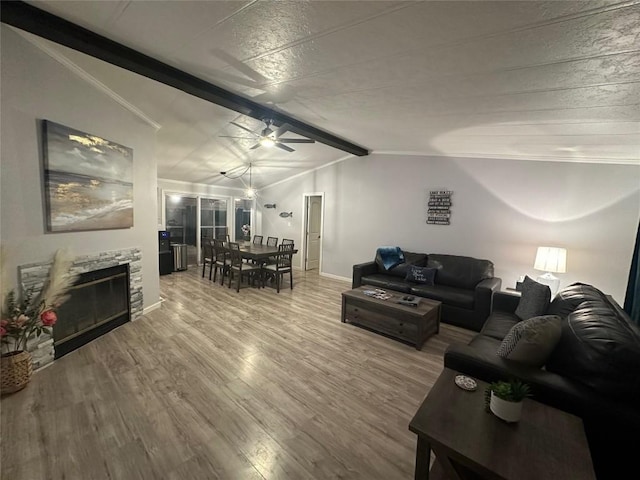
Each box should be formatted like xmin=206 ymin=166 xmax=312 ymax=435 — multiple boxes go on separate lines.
xmin=19 ymin=247 xmax=143 ymax=369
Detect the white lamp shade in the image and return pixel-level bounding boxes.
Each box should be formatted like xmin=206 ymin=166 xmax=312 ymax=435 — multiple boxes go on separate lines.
xmin=534 ymin=247 xmax=567 ymax=273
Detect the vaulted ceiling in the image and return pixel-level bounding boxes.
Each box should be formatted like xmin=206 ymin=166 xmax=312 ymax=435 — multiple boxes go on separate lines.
xmin=7 ymin=1 xmax=640 ymax=189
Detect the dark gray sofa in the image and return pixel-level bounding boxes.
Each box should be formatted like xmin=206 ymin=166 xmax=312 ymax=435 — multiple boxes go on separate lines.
xmin=444 ymin=283 xmax=640 ymax=480
xmin=352 ymin=252 xmax=501 ymax=331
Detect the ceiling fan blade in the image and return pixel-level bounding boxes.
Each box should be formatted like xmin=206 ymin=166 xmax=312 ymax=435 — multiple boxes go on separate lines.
xmin=250 ymin=143 xmax=261 ymax=150
xmin=274 ymin=123 xmax=291 ymax=138
xmin=230 ymin=122 xmax=258 ymax=135
xmin=278 ymin=138 xmax=316 ymax=144
xmin=275 ymin=143 xmax=295 ymax=153
xmin=220 ymin=135 xmax=254 ymax=139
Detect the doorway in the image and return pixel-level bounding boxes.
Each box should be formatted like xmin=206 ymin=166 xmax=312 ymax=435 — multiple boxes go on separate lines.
xmin=303 ymin=194 xmax=323 ymax=271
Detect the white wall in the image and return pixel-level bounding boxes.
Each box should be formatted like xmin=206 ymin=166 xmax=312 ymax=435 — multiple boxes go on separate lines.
xmin=1 ymin=26 xmax=160 ymax=309
xmin=260 ymin=153 xmax=640 ymax=304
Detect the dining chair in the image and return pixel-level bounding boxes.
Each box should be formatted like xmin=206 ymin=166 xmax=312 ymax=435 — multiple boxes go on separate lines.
xmin=262 ymin=243 xmax=294 ymax=293
xmin=212 ymin=238 xmax=230 ymax=285
xmin=201 ymin=239 xmax=214 ymax=280
xmin=266 ymin=236 xmax=278 ymax=247
xmin=252 ymin=235 xmax=263 ymax=245
xmin=282 ymin=238 xmax=295 ymax=246
xmin=228 ymin=242 xmax=263 ymax=292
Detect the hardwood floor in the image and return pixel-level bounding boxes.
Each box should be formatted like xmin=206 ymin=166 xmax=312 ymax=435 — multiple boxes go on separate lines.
xmin=1 ymin=268 xmax=473 ymax=479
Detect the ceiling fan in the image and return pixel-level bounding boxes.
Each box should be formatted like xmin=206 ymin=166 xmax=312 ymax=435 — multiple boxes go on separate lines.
xmin=221 ymin=119 xmax=315 ymax=152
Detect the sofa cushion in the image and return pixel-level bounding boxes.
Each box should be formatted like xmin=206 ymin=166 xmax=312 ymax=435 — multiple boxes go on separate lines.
xmin=480 ymin=311 xmax=520 ymax=340
xmin=410 ymin=284 xmax=474 ymax=309
xmin=405 ymin=266 xmax=436 ymax=285
xmin=468 ymin=333 xmax=503 ymax=353
xmin=546 ymin=283 xmax=640 ymax=401
xmin=374 ymin=246 xmax=405 ymax=271
xmin=386 ymin=251 xmax=428 ymax=278
xmin=427 ymin=254 xmax=494 ymax=289
xmin=515 ymin=276 xmax=551 ymax=320
xmin=497 ymin=315 xmax=562 ymax=367
xmin=360 ymin=274 xmax=412 ymax=293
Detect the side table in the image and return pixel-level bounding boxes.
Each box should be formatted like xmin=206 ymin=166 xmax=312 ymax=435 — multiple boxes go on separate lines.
xmin=409 ymin=368 xmax=596 ymax=480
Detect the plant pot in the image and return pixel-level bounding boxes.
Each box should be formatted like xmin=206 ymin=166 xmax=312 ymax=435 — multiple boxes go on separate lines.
xmin=1 ymin=350 xmax=33 ymax=395
xmin=489 ymin=391 xmax=523 ymax=423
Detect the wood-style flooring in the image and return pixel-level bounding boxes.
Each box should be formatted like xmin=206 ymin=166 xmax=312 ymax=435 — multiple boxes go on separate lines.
xmin=1 ymin=267 xmax=473 ymax=479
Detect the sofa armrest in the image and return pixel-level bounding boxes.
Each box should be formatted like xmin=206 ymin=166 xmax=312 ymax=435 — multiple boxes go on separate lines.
xmin=493 ymin=291 xmax=520 ymax=313
xmin=352 ymin=261 xmax=377 ymax=288
xmin=474 ymin=277 xmax=501 ymax=318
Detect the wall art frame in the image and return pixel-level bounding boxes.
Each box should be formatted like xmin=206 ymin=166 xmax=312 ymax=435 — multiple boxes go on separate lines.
xmin=42 ymin=120 xmax=134 ymax=232
xmin=427 ymin=190 xmax=452 ymax=225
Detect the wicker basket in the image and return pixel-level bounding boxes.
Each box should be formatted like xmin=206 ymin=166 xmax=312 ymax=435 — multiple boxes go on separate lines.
xmin=1 ymin=350 xmax=33 ymax=395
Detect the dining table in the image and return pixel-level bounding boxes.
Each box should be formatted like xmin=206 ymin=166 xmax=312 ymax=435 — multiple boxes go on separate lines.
xmin=230 ymin=243 xmax=298 ymax=262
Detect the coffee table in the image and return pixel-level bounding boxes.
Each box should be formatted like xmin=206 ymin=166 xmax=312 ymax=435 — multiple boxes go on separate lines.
xmin=341 ymin=286 xmax=441 ymax=350
xmin=409 ymin=368 xmax=596 ymax=480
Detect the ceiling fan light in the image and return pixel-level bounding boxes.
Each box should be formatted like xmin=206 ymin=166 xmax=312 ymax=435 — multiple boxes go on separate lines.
xmin=245 ymin=187 xmax=256 ymax=198
xmin=260 ymin=137 xmax=275 ymax=148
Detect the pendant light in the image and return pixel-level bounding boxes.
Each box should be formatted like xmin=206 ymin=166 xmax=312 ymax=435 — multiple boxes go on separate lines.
xmin=245 ymin=163 xmax=256 ymax=199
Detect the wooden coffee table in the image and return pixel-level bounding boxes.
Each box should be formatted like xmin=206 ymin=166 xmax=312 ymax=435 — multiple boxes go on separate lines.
xmin=341 ymin=286 xmax=441 ymax=350
xmin=409 ymin=368 xmax=596 ymax=480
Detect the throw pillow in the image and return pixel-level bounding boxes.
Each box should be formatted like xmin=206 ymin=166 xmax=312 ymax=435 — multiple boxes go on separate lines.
xmin=388 ymin=252 xmax=428 ymax=278
xmin=515 ymin=276 xmax=551 ymax=320
xmin=405 ymin=266 xmax=436 ymax=285
xmin=497 ymin=315 xmax=562 ymax=367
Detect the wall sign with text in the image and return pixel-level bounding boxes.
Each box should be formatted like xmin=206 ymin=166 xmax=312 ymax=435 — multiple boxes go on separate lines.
xmin=427 ymin=190 xmax=452 ymax=225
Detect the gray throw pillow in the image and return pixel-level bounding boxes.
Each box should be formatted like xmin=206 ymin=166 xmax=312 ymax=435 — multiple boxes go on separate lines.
xmin=497 ymin=315 xmax=562 ymax=367
xmin=515 ymin=276 xmax=551 ymax=320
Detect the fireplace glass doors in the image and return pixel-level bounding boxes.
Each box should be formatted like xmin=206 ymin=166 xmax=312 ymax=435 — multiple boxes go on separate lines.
xmin=53 ymin=264 xmax=131 ymax=359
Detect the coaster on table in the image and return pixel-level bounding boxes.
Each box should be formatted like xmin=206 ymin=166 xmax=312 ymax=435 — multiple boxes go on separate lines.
xmin=454 ymin=375 xmax=477 ymax=391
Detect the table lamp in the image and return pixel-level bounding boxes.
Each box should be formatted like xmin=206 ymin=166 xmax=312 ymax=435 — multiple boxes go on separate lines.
xmin=533 ymin=246 xmax=567 ymax=295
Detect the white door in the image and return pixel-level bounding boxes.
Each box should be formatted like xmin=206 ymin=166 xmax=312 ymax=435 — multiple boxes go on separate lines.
xmin=305 ymin=195 xmax=322 ymax=270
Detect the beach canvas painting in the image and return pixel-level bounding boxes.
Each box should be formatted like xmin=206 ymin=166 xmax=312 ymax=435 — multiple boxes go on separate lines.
xmin=43 ymin=120 xmax=133 ymax=232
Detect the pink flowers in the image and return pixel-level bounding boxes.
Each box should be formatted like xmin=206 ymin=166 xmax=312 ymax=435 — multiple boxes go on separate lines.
xmin=40 ymin=310 xmax=57 ymax=327
xmin=1 ymin=249 xmax=76 ymax=355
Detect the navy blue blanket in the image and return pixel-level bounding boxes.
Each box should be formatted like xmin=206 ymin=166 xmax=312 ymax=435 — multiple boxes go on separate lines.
xmin=376 ymin=246 xmax=405 ymax=270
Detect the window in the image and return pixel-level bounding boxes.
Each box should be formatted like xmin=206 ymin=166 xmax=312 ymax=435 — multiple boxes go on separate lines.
xmin=201 ymin=198 xmax=227 ymax=243
xmin=235 ymin=198 xmax=253 ymax=241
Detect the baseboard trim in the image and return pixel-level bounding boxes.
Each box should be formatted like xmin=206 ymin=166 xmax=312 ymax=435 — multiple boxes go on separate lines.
xmin=319 ymin=271 xmax=351 ymax=283
xmin=142 ymin=300 xmax=163 ymax=316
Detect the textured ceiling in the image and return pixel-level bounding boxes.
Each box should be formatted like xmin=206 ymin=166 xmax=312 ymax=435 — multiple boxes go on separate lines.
xmin=18 ymin=0 xmax=640 ymax=189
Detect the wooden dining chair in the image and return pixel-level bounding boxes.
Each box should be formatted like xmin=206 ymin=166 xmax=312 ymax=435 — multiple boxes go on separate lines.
xmin=212 ymin=238 xmax=230 ymax=285
xmin=266 ymin=236 xmax=278 ymax=247
xmin=252 ymin=235 xmax=263 ymax=245
xmin=202 ymin=239 xmax=214 ymax=280
xmin=228 ymin=242 xmax=263 ymax=292
xmin=282 ymin=238 xmax=295 ymax=246
xmin=262 ymin=243 xmax=294 ymax=293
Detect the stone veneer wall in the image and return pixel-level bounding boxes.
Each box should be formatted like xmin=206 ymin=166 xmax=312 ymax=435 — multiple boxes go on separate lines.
xmin=18 ymin=247 xmax=143 ymax=369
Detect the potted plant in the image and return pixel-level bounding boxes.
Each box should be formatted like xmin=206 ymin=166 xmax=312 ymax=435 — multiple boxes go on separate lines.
xmin=1 ymin=249 xmax=76 ymax=394
xmin=484 ymin=379 xmax=531 ymax=423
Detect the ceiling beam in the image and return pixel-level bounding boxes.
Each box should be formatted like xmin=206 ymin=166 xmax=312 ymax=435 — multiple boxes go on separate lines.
xmin=1 ymin=1 xmax=370 ymax=157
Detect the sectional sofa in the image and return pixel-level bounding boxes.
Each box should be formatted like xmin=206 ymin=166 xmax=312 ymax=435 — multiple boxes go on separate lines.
xmin=444 ymin=282 xmax=640 ymax=480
